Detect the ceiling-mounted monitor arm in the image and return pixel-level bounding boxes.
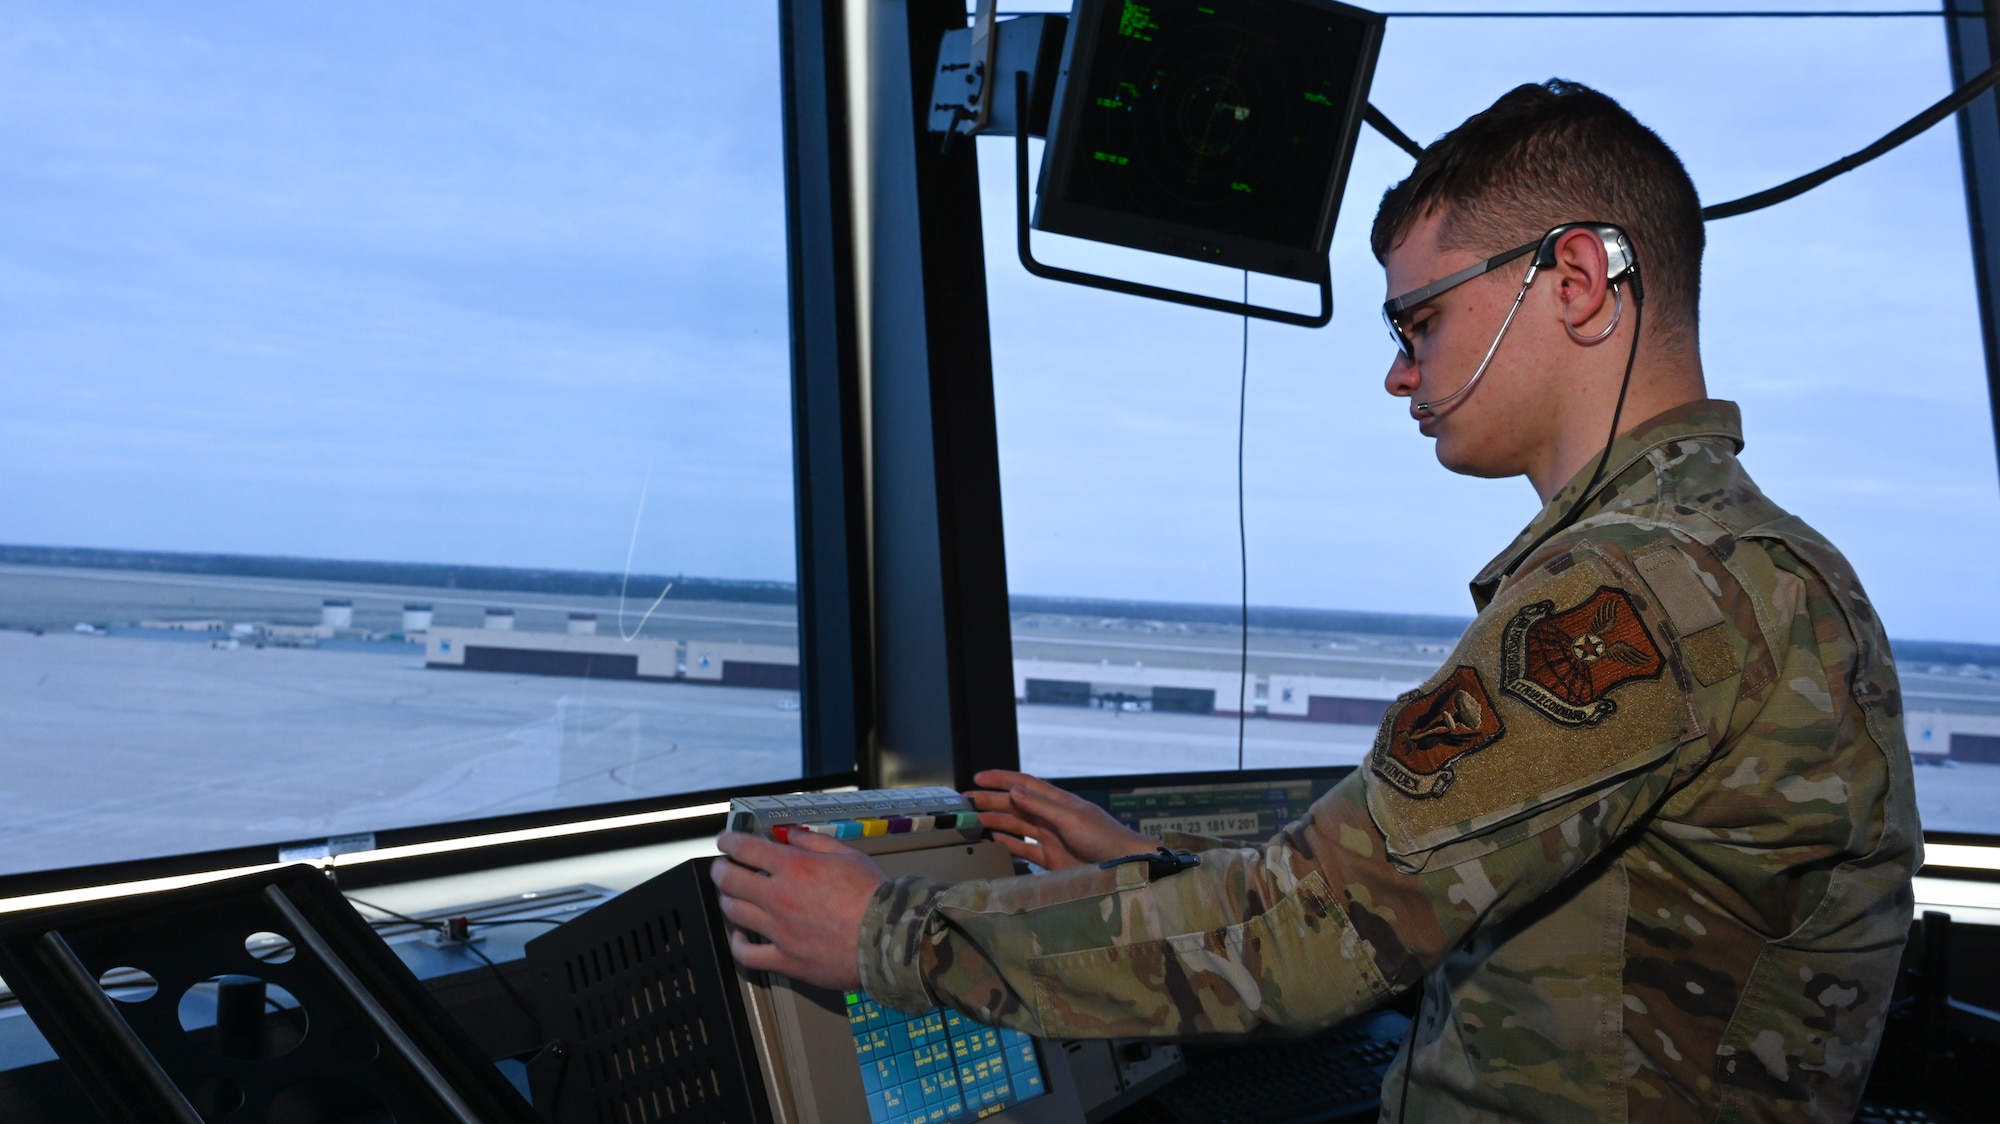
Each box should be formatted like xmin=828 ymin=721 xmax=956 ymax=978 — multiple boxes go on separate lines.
xmin=1011 ymin=72 xmax=1334 ymax=329
xmin=969 ymin=0 xmax=1000 ymax=133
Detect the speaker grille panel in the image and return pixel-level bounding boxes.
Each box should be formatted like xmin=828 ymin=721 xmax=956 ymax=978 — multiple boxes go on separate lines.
xmin=528 ymin=863 xmax=767 ymax=1123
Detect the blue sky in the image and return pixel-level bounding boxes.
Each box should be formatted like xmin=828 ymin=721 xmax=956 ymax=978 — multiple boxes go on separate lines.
xmin=3 ymin=2 xmax=1997 ymax=643
xmin=987 ymin=0 xmax=2000 ymax=643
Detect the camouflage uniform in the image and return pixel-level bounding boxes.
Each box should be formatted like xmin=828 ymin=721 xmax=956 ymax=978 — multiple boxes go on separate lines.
xmin=858 ymin=400 xmax=1921 ymax=1122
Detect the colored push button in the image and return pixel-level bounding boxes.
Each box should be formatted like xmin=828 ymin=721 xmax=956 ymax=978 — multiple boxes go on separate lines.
xmin=860 ymin=818 xmax=889 ymax=837
xmin=803 ymin=823 xmax=842 ymax=837
xmin=954 ymin=812 xmax=982 ymax=829
xmin=829 ymin=820 xmax=863 ymax=839
xmin=886 ymin=816 xmax=912 ymax=834
xmin=772 ymin=824 xmax=800 ymax=843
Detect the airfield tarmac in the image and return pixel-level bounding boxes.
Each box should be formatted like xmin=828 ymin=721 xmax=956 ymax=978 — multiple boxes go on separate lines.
xmin=3 ymin=563 xmax=1998 ymax=878
xmin=0 ymin=628 xmax=802 ymax=876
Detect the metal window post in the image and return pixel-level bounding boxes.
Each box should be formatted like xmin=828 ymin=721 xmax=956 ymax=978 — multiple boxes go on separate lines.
xmin=1946 ymin=0 xmax=2000 ymax=481
xmin=862 ymin=0 xmax=1021 ymax=787
xmin=783 ymin=0 xmax=871 ymax=779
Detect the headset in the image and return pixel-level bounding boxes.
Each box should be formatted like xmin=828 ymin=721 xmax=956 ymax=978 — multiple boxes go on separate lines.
xmin=1381 ymin=221 xmax=1644 ymax=412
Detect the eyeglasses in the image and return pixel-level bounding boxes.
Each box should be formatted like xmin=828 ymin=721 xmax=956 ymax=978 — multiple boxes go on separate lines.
xmin=1381 ymin=240 xmax=1538 ymax=363
xmin=1380 ymin=223 xmax=1639 ymax=363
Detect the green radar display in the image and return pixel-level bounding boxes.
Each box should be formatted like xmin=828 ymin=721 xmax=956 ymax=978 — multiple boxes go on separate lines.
xmin=1035 ymin=0 xmax=1383 ymax=282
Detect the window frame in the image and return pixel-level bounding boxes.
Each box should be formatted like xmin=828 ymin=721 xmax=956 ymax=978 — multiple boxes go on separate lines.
xmin=0 ymin=0 xmax=871 ymax=904
xmin=967 ymin=3 xmax=2000 ymax=861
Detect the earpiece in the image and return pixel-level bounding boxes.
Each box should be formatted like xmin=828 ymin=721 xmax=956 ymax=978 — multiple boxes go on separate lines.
xmin=1544 ymin=222 xmax=1640 ymax=346
xmin=1535 ymin=222 xmax=1644 ymax=304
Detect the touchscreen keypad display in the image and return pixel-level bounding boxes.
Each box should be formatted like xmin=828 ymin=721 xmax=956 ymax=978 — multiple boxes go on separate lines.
xmin=846 ymin=990 xmax=1046 ymax=1123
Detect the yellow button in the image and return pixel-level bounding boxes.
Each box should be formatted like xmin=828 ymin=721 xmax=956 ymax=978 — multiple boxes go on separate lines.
xmin=860 ymin=818 xmax=889 ymax=837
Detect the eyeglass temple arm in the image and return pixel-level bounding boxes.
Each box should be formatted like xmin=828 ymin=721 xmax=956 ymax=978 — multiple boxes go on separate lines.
xmin=1382 ymin=240 xmax=1538 ymax=318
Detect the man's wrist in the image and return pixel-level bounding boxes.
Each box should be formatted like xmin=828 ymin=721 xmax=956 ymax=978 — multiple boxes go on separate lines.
xmin=857 ymin=874 xmax=954 ymax=1014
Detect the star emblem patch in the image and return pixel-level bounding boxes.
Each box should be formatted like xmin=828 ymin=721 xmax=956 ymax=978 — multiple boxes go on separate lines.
xmin=1500 ymin=586 xmax=1664 ymax=727
xmin=1374 ymin=665 xmax=1505 ymax=799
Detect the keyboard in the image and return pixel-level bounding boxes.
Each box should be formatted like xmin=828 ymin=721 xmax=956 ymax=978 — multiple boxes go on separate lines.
xmin=727 ymin=786 xmax=983 ymax=845
xmin=1144 ymin=1010 xmax=1409 ymax=1124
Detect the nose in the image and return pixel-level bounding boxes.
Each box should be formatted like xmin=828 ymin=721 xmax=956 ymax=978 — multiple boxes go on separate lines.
xmin=1385 ymin=351 xmax=1419 ymax=400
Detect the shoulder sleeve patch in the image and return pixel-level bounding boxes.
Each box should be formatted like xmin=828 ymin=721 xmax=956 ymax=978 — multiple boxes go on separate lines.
xmin=1367 ymin=543 xmax=1703 ymax=864
xmin=1499 ymin=585 xmax=1663 ymax=726
xmin=1376 ymin=665 xmax=1505 ymax=799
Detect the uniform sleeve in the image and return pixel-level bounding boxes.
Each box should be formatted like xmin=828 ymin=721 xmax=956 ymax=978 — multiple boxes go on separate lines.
xmin=857 ymin=538 xmax=1725 ymax=1039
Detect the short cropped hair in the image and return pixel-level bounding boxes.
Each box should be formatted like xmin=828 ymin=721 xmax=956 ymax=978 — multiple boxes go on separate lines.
xmin=1371 ymin=80 xmax=1704 ymax=350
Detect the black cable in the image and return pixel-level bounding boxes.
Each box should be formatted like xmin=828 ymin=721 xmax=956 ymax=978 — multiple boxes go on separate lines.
xmin=348 ymin=896 xmax=542 ymax=1026
xmin=1237 ymin=271 xmax=1251 ymax=772
xmin=350 ymin=895 xmax=437 ymax=930
xmin=990 ymin=7 xmax=1942 ymax=16
xmin=1578 ymin=297 xmax=1643 ymax=516
xmin=1396 ymin=998 xmax=1418 ymax=1120
xmin=457 ymin=939 xmax=541 ymax=1027
xmin=1365 ymin=103 xmax=1426 ymax=160
xmin=1498 ymin=291 xmax=1646 ymax=582
xmin=1364 ymin=57 xmax=2000 ymax=223
xmin=1702 ymin=56 xmax=2000 ymax=219
xmin=1391 ymin=297 xmax=1645 ymax=1119
xmin=1372 ymin=9 xmax=1941 ymax=16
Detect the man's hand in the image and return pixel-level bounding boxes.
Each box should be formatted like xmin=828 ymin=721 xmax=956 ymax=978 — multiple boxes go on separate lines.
xmin=966 ymin=769 xmax=1153 ymax=870
xmin=711 ymin=829 xmax=888 ymax=990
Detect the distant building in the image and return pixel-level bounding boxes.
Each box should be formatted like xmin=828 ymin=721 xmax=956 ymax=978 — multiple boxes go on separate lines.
xmin=258 ymin=624 xmax=324 ymax=647
xmin=402 ymin=604 xmax=434 ymax=633
xmin=1009 ymin=661 xmax=1419 ymax=725
xmin=1265 ymin=673 xmax=1414 ymax=727
xmin=1011 ymin=659 xmax=1251 ymax=717
xmin=483 ymin=608 xmax=515 ymax=631
xmin=684 ymin=641 xmax=802 ymax=689
xmin=139 ymin=618 xmax=225 ymax=633
xmin=320 ymin=599 xmax=353 ymax=631
xmin=425 ymin=628 xmax=805 ymax=691
xmin=568 ymin=612 xmax=598 ymax=636
xmin=427 ymin=626 xmax=678 ymax=680
xmin=1906 ymin=709 xmax=2000 ymax=762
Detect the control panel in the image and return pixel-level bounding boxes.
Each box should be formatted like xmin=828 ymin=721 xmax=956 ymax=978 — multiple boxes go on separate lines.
xmin=728 ymin=787 xmax=983 ymax=848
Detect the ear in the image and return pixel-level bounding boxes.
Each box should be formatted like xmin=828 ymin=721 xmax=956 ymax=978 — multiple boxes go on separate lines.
xmin=1547 ymin=226 xmax=1614 ymax=333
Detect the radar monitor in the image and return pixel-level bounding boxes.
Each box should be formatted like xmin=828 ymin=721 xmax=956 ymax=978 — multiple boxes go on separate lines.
xmin=1035 ymin=0 xmax=1384 ymax=282
xmin=1054 ymin=765 xmax=1351 ymax=845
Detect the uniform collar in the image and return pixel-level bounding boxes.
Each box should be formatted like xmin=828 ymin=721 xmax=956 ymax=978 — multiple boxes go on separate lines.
xmin=1468 ymin=399 xmax=1744 ymax=607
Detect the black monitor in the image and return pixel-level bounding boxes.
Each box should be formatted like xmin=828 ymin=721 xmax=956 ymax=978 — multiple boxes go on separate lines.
xmin=1054 ymin=764 xmax=1352 ymax=845
xmin=1034 ymin=0 xmax=1384 ymax=282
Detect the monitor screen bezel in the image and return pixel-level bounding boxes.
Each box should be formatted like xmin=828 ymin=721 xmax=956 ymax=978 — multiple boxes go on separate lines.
xmin=1053 ymin=763 xmax=1357 ymax=843
xmin=1032 ymin=0 xmax=1385 ymax=282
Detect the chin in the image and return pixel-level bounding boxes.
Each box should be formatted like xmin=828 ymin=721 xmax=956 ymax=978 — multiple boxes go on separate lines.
xmin=1433 ymin=436 xmax=1513 ymax=480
